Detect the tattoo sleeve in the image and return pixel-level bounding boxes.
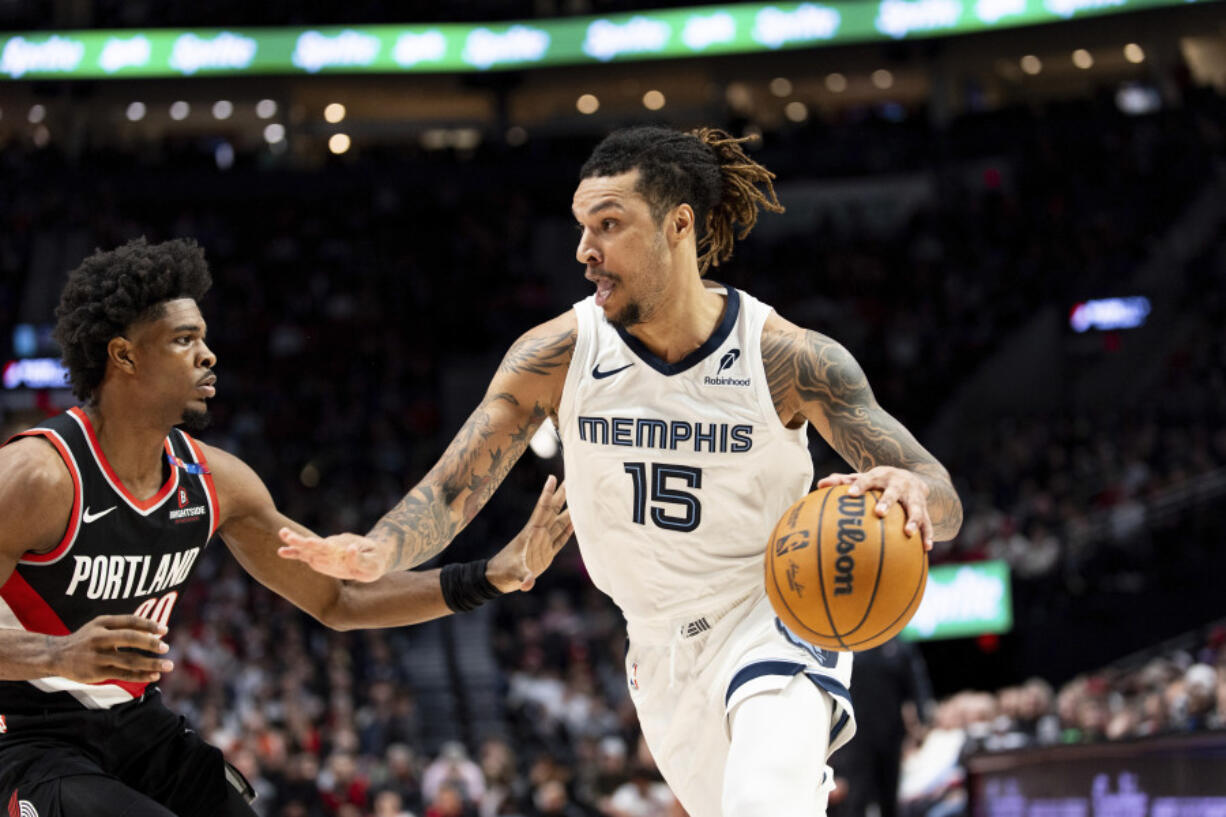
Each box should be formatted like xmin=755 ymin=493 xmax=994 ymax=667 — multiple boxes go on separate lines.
xmin=763 ymin=328 xmax=963 ymax=540
xmin=369 ymin=327 xmax=574 ymax=570
xmin=497 ymin=327 xmax=576 ymax=376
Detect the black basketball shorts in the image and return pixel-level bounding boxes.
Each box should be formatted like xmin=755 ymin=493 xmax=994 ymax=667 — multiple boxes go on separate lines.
xmin=0 ymin=689 xmax=255 ymax=817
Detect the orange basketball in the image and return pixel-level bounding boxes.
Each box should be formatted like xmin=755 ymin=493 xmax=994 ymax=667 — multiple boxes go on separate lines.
xmin=764 ymin=484 xmax=928 ymax=652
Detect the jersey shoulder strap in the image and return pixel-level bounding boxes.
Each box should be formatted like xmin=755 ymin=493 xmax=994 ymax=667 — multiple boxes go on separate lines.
xmin=3 ymin=412 xmax=86 ymax=564
xmin=170 ymin=429 xmax=220 ymax=538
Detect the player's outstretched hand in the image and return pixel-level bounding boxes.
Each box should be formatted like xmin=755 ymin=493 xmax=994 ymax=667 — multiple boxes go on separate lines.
xmin=52 ymin=614 xmax=173 ymax=684
xmin=277 ymin=529 xmax=392 ymax=582
xmin=487 ymin=475 xmax=573 ymax=593
xmin=817 ymin=466 xmax=934 ymax=550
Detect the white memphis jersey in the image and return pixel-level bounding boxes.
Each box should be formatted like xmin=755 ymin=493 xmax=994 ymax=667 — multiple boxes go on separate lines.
xmin=558 ymin=286 xmax=814 ymax=625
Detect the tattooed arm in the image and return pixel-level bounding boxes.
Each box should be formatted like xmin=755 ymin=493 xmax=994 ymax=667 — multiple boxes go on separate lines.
xmin=278 ymin=311 xmax=577 ymax=580
xmin=761 ymin=313 xmax=962 ymax=545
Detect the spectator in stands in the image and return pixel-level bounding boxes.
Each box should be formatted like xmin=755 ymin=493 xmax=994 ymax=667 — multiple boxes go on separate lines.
xmin=274 ymin=754 xmax=327 ymax=817
xmin=604 ymin=765 xmax=673 ymax=817
xmin=358 ymin=680 xmax=420 ymax=755
xmin=478 ymin=738 xmax=524 ymax=817
xmin=425 ymin=783 xmax=474 ymax=817
xmin=575 ymin=736 xmax=630 ymax=811
xmin=319 ymin=752 xmax=371 ymax=814
xmin=897 ymin=696 xmax=969 ymax=817
xmin=1137 ymin=691 xmax=1170 ymax=737
xmin=1018 ymin=679 xmax=1060 ymax=745
xmin=423 ymin=743 xmax=486 ymax=808
xmin=1176 ymin=664 xmax=1218 ymax=731
xmin=230 ymin=746 xmax=278 ymax=817
xmin=1105 ymin=704 xmax=1139 ymax=741
xmin=371 ymin=744 xmax=423 ymax=816
xmin=1074 ymin=693 xmax=1110 ymax=743
xmin=373 ymin=790 xmax=416 ymax=817
xmin=1212 ymin=678 xmax=1226 ymax=730
xmin=530 ymin=780 xmax=587 ymax=817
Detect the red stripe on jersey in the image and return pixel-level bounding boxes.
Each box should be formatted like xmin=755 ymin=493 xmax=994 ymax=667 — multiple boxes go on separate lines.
xmin=182 ymin=433 xmax=220 ymax=538
xmin=2 ymin=569 xmax=71 ymax=636
xmin=68 ymin=408 xmax=177 ymax=511
xmin=102 ymin=679 xmax=148 ymax=699
xmin=0 ymin=571 xmax=147 ymax=700
xmin=10 ymin=430 xmax=82 ymax=564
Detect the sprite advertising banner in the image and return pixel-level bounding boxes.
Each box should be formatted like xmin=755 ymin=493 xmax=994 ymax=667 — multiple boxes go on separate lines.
xmin=901 ymin=560 xmax=1013 ymax=642
xmin=1 ymin=0 xmax=1215 ymax=80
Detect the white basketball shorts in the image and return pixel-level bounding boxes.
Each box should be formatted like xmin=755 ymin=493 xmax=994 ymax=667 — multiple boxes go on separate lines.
xmin=623 ymin=590 xmax=857 ymax=816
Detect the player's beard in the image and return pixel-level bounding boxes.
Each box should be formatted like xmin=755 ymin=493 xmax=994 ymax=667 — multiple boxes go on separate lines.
xmin=608 ymin=300 xmax=643 ymax=329
xmin=180 ymin=408 xmax=211 ymax=432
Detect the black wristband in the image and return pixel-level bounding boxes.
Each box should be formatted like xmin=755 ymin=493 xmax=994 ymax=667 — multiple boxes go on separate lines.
xmin=440 ymin=559 xmax=504 ymax=613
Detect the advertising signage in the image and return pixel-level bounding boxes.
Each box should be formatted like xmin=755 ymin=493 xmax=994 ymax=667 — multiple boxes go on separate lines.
xmin=901 ymin=560 xmax=1013 ymax=642
xmin=0 ymin=0 xmax=1213 ymax=80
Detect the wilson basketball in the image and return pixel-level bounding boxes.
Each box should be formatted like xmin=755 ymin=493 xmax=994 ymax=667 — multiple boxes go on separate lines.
xmin=764 ymin=484 xmax=928 ymax=652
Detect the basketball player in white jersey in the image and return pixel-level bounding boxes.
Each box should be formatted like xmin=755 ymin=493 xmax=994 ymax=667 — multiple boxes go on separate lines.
xmin=280 ymin=126 xmax=963 ymax=816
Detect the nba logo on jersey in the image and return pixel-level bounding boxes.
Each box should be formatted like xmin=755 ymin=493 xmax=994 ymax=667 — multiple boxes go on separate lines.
xmin=0 ymin=714 xmax=6 ymax=733
xmin=178 ymin=487 xmax=189 ymax=508
xmin=630 ymin=663 xmax=639 ymax=690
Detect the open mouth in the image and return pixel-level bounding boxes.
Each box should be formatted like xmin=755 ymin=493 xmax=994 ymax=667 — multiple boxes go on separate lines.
xmin=594 ymin=278 xmax=615 ymax=307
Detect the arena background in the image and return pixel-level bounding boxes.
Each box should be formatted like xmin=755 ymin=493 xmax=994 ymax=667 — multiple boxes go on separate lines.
xmin=2 ymin=1 xmax=1225 ymax=815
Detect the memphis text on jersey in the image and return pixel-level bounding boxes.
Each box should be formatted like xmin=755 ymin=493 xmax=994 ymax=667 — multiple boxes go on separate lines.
xmin=64 ymin=547 xmax=200 ymax=601
xmin=576 ymin=416 xmax=754 ymax=454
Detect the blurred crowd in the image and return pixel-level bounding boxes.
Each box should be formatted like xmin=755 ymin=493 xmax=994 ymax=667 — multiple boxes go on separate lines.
xmin=941 ymin=408 xmax=1226 ymax=582
xmin=895 ymin=621 xmax=1226 ymax=817
xmin=2 ymin=82 xmax=1225 ymax=817
xmin=152 ymin=549 xmax=681 ymax=817
xmin=940 ymin=217 xmax=1226 ymax=582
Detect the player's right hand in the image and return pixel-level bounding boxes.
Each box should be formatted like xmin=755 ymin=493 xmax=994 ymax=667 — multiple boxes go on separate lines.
xmin=277 ymin=529 xmax=392 ymax=582
xmin=51 ymin=614 xmax=172 ymax=684
xmin=487 ymin=475 xmax=572 ymax=593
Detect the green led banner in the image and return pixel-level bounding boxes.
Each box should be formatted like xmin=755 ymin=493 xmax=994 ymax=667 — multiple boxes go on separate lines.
xmin=900 ymin=560 xmax=1013 ymax=642
xmin=0 ymin=0 xmax=1208 ymax=79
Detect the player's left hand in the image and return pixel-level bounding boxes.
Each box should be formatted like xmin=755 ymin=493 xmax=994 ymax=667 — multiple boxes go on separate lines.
xmin=277 ymin=529 xmax=393 ymax=582
xmin=486 ymin=475 xmax=573 ymax=593
xmin=817 ymin=466 xmax=934 ymax=550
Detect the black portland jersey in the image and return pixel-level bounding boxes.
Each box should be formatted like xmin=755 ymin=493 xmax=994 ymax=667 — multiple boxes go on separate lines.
xmin=0 ymin=407 xmax=217 ymax=712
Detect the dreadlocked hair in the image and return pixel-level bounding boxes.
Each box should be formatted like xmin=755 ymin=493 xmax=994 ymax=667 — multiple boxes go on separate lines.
xmin=579 ymin=125 xmax=783 ymax=275
xmin=691 ymin=127 xmax=784 ymax=274
xmin=53 ymin=237 xmax=212 ymax=402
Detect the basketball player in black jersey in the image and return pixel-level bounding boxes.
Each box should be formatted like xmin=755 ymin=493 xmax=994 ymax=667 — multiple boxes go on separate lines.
xmin=0 ymin=238 xmax=572 ymax=817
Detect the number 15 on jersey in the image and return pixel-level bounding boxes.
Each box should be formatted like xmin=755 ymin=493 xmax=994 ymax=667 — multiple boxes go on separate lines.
xmin=624 ymin=462 xmax=702 ymax=532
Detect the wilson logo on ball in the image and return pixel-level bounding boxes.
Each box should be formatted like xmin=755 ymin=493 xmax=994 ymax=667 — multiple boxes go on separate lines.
xmin=833 ymin=493 xmax=866 ymax=596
